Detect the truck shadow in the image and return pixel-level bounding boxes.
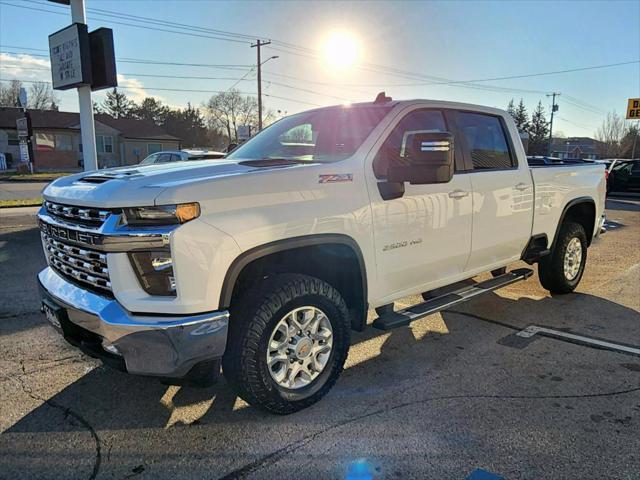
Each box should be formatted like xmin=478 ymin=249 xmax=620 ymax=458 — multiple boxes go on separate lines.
xmin=4 ymin=282 xmax=639 ymax=438
xmin=0 ymin=225 xmax=47 ymax=332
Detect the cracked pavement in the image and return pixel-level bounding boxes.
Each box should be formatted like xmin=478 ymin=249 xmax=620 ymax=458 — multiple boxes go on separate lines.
xmin=1 ymin=198 xmax=639 ymax=480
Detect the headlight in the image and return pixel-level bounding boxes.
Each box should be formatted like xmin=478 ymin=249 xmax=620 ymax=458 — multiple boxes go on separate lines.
xmin=123 ymin=203 xmax=200 ymax=226
xmin=129 ymin=250 xmax=176 ymax=296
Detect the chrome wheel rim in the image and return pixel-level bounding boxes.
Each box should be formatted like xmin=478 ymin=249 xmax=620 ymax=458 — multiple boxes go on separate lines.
xmin=266 ymin=306 xmax=333 ymax=390
xmin=563 ymin=237 xmax=583 ymax=281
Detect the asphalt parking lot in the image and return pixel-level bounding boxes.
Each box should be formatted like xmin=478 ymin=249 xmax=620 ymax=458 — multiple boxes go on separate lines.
xmin=0 ymin=199 xmax=639 ymax=480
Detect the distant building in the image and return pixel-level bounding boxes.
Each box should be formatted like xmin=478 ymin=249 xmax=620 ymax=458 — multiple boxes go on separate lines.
xmin=0 ymin=108 xmax=181 ymax=169
xmin=550 ymin=136 xmax=603 ymax=160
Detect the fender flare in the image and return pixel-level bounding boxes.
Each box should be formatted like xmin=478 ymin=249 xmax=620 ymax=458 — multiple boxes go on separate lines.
xmin=219 ymin=234 xmax=368 ymax=330
xmin=550 ymin=196 xmax=596 ymax=250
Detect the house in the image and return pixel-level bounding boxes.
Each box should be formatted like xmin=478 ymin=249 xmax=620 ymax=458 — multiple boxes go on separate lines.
xmin=0 ymin=108 xmax=181 ymax=169
xmin=550 ymin=137 xmax=603 ymax=160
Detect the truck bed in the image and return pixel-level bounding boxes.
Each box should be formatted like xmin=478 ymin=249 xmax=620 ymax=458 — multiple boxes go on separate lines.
xmin=529 ymin=161 xmax=607 ymax=245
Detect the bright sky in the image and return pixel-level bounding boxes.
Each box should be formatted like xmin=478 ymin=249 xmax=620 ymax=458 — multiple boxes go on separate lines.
xmin=1 ymin=0 xmax=639 ymax=137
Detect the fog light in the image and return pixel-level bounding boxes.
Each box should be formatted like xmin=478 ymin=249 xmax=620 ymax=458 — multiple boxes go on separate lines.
xmin=129 ymin=250 xmax=177 ymax=296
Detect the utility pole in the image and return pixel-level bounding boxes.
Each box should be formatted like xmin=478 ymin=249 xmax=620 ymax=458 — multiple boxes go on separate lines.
xmin=70 ymin=0 xmax=98 ymax=171
xmin=547 ymin=92 xmax=560 ymax=157
xmin=251 ymin=39 xmax=271 ymax=131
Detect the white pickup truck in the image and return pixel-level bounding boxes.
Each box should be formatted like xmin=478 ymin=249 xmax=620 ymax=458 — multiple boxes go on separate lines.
xmin=38 ymin=96 xmax=606 ymax=414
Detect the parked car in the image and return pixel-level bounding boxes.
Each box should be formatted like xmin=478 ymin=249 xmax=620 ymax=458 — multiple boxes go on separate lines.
xmin=138 ymin=149 xmax=225 ymax=165
xmin=606 ymin=159 xmax=640 ymax=194
xmin=37 ymin=97 xmax=606 ymax=414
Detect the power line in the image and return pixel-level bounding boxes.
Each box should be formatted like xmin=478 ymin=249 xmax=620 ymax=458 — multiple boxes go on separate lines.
xmin=4 ymin=1 xmax=636 ymax=98
xmin=0 ymin=77 xmax=323 ymax=107
xmin=0 ymin=64 xmax=352 ymax=102
xmin=557 ymin=116 xmax=597 ymax=131
xmin=0 ymin=50 xmax=252 ymax=70
xmin=0 ymin=1 xmax=252 ymax=45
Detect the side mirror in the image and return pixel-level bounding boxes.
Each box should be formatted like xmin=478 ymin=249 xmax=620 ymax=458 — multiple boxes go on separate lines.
xmin=387 ymin=132 xmax=454 ymax=184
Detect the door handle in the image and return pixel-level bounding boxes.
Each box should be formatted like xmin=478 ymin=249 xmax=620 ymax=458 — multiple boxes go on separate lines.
xmin=515 ymin=182 xmax=529 ymax=191
xmin=448 ymin=189 xmax=469 ymax=199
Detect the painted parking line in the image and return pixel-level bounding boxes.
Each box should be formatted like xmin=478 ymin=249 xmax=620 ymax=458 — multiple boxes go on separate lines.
xmin=516 ymin=325 xmax=640 ymax=356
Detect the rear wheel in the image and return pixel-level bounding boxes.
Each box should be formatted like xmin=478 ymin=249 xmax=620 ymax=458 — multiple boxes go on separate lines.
xmin=538 ymin=221 xmax=587 ymax=294
xmin=222 ymin=274 xmax=350 ymax=414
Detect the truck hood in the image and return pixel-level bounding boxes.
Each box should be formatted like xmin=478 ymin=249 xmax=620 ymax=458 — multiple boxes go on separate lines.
xmin=43 ymin=159 xmax=311 ymax=208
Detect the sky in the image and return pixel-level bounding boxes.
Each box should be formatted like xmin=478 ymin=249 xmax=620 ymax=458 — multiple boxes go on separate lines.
xmin=0 ymin=0 xmax=639 ymax=137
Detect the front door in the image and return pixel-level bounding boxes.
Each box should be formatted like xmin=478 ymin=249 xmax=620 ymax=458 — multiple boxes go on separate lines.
xmin=367 ymin=108 xmax=473 ymax=303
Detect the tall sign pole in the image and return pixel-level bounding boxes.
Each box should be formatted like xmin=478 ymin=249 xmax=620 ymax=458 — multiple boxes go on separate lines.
xmin=70 ymin=0 xmax=98 ymax=171
xmin=251 ymin=39 xmax=271 ymax=132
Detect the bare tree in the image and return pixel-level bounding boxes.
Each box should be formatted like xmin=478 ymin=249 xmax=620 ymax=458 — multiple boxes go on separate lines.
xmin=28 ymin=81 xmax=59 ymax=110
xmin=595 ymin=111 xmax=628 ymax=158
xmin=204 ymin=89 xmax=246 ymax=143
xmin=0 ymin=80 xmax=22 ymax=107
xmin=204 ymin=89 xmax=275 ymax=143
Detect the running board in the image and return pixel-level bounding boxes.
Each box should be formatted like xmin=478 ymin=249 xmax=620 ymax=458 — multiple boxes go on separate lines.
xmin=372 ymin=268 xmax=533 ymax=330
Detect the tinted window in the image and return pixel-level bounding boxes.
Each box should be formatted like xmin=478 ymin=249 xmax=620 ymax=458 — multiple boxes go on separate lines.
xmin=457 ymin=112 xmax=514 ymax=170
xmin=612 ymin=162 xmax=633 ymax=174
xmin=373 ymin=110 xmax=447 ymax=178
xmin=156 ymin=153 xmax=173 ymax=163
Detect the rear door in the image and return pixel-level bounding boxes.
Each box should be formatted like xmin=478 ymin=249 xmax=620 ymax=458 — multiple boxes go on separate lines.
xmin=368 ymin=108 xmax=473 ymax=299
xmin=628 ymin=162 xmax=640 ymax=192
xmin=454 ymin=110 xmax=533 ymax=271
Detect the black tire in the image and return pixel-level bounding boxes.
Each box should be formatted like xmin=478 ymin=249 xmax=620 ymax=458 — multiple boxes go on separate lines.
xmin=222 ymin=274 xmax=350 ymax=414
xmin=538 ymin=221 xmax=588 ymax=294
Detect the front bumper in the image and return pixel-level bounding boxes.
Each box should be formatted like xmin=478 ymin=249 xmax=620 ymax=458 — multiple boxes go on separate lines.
xmin=38 ymin=267 xmax=229 ymax=378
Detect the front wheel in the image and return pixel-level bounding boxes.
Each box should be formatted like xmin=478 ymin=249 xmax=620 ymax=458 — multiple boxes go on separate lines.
xmin=538 ymin=221 xmax=588 ymax=294
xmin=222 ymin=274 xmax=351 ymax=414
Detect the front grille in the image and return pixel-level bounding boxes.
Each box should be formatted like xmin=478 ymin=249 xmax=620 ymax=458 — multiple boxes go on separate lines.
xmin=44 ymin=201 xmax=111 ymax=227
xmin=43 ymin=233 xmax=112 ymax=292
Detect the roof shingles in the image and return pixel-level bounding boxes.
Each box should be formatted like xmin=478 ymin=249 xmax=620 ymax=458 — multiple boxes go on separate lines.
xmin=0 ymin=107 xmax=178 ymax=140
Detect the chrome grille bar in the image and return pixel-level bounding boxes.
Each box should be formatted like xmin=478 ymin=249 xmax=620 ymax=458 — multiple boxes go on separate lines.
xmin=44 ymin=201 xmax=111 ymax=225
xmin=43 ymin=233 xmax=111 ymax=292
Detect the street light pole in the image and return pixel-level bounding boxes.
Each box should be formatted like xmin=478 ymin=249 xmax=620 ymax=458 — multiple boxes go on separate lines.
xmin=69 ymin=0 xmax=98 ymax=171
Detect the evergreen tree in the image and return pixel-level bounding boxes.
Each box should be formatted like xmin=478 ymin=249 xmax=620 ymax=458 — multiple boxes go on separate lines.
xmin=506 ymin=99 xmax=516 ymax=118
xmin=101 ymin=88 xmax=134 ymax=118
xmin=133 ymin=97 xmax=169 ymax=126
xmin=162 ymin=103 xmax=210 ymax=147
xmin=528 ymin=101 xmax=550 ymax=155
xmin=513 ymin=99 xmax=530 ymax=132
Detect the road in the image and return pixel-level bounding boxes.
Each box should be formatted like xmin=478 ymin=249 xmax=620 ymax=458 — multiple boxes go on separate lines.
xmin=0 ymin=200 xmax=639 ymax=479
xmin=0 ymin=181 xmax=48 ymax=201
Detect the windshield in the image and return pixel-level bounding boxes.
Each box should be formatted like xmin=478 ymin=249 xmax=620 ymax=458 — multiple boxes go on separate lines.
xmin=139 ymin=154 xmax=159 ymax=165
xmin=226 ymin=105 xmax=393 ymax=163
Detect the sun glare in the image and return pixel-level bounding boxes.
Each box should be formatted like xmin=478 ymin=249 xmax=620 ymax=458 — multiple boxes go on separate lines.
xmin=323 ymin=31 xmax=359 ymax=70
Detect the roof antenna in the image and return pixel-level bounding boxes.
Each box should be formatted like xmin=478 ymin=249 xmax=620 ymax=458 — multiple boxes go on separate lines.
xmin=374 ymin=91 xmax=392 ymax=104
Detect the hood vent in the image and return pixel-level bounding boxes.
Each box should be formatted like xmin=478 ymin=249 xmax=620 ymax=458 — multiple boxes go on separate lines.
xmin=78 ymin=170 xmax=142 ymax=183
xmin=79 ymin=175 xmax=115 ymax=184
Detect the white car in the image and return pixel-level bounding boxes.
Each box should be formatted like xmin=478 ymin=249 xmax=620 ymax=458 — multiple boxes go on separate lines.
xmin=38 ymin=96 xmax=606 ymax=413
xmin=138 ymin=149 xmax=225 ymax=165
